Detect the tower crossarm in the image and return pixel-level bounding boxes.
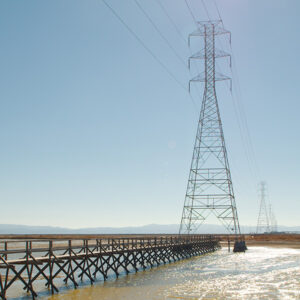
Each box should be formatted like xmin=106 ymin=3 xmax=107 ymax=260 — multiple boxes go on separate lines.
xmin=188 ymin=49 xmax=231 ymax=69
xmin=188 ymin=21 xmax=231 ymax=46
xmin=189 ymin=72 xmax=231 ymax=92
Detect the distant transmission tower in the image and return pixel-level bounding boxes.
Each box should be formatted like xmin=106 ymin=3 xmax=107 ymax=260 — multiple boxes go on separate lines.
xmin=179 ymin=21 xmax=241 ymax=236
xmin=256 ymin=181 xmax=270 ymax=233
xmin=269 ymin=204 xmax=278 ymax=232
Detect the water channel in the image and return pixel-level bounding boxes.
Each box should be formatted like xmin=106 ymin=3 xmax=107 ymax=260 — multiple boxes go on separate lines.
xmin=39 ymin=246 xmax=300 ymax=300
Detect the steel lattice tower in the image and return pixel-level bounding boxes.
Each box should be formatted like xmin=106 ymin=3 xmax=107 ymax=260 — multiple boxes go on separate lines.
xmin=179 ymin=21 xmax=241 ymax=235
xmin=256 ymin=181 xmax=270 ymax=233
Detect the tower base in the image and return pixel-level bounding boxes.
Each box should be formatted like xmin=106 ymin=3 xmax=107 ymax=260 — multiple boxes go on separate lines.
xmin=233 ymin=240 xmax=247 ymax=253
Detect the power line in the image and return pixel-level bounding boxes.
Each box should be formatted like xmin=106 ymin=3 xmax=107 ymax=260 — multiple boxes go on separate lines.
xmin=202 ymin=0 xmax=260 ymax=183
xmin=134 ymin=0 xmax=186 ymax=67
xmin=155 ymin=0 xmax=187 ymax=44
xmin=195 ymin=1 xmax=256 ymax=184
xmin=211 ymin=0 xmax=261 ymax=183
xmin=152 ymin=0 xmax=203 ymax=109
xmin=184 ymin=0 xmax=198 ymax=26
xmin=181 ymin=0 xmax=255 ymax=228
xmin=230 ymin=54 xmax=261 ymax=179
xmin=134 ymin=0 xmax=201 ymax=109
xmin=213 ymin=0 xmax=223 ymax=25
xmin=137 ymin=1 xmax=249 ymax=196
xmin=102 ymin=1 xmax=183 ymax=91
xmin=101 ymin=0 xmax=198 ymax=111
xmin=148 ymin=0 xmax=207 ymax=110
xmin=201 ymin=0 xmax=211 ymax=20
xmin=185 ymin=0 xmax=259 ymax=189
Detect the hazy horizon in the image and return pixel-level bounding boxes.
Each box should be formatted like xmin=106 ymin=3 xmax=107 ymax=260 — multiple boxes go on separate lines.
xmin=1 ymin=222 xmax=299 ymax=232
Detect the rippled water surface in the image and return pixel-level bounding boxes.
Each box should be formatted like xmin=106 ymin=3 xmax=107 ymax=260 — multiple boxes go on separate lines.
xmin=41 ymin=247 xmax=300 ymax=300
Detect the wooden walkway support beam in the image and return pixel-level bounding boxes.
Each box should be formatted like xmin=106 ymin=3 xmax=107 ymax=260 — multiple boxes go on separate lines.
xmin=0 ymin=234 xmax=220 ymax=299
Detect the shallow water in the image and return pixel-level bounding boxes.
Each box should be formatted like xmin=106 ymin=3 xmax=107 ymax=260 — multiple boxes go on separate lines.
xmin=36 ymin=247 xmax=300 ymax=300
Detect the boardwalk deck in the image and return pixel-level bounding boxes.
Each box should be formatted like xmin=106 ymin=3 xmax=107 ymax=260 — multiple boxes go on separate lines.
xmin=0 ymin=235 xmax=220 ymax=299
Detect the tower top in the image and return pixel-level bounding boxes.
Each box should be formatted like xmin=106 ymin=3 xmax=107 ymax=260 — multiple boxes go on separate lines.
xmin=197 ymin=20 xmax=222 ymax=26
xmin=189 ymin=20 xmax=230 ymax=37
xmin=188 ymin=20 xmax=232 ymax=92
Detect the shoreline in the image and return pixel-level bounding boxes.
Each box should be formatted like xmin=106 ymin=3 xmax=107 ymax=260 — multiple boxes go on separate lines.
xmin=245 ymin=241 xmax=300 ymax=249
xmin=219 ymin=233 xmax=300 ymax=249
xmin=220 ymin=240 xmax=300 ymax=249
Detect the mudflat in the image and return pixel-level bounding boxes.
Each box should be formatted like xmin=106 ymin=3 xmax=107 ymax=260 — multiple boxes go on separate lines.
xmin=244 ymin=234 xmax=300 ymax=249
xmin=220 ymin=233 xmax=300 ymax=249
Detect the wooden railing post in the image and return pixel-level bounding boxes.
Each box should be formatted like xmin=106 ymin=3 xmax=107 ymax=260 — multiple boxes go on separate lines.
xmin=4 ymin=242 xmax=7 ymax=261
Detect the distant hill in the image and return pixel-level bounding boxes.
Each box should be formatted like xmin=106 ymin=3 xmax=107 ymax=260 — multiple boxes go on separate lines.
xmin=0 ymin=223 xmax=299 ymax=235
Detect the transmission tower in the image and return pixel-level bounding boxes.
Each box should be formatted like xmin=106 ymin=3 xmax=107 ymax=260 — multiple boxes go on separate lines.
xmin=269 ymin=204 xmax=278 ymax=232
xmin=256 ymin=181 xmax=270 ymax=233
xmin=179 ymin=21 xmax=242 ymax=237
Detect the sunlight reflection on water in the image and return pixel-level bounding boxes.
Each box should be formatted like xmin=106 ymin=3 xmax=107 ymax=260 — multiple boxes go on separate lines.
xmin=44 ymin=247 xmax=300 ymax=300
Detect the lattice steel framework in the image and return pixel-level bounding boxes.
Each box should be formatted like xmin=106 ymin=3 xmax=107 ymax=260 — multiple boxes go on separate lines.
xmin=256 ymin=181 xmax=270 ymax=233
xmin=179 ymin=21 xmax=241 ymax=235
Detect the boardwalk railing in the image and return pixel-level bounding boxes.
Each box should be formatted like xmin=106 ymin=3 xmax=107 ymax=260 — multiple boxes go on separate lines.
xmin=0 ymin=235 xmax=220 ymax=299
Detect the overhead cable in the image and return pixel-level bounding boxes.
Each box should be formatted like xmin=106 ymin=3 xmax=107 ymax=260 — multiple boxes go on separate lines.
xmin=184 ymin=0 xmax=198 ymax=26
xmin=134 ymin=0 xmax=186 ymax=68
xmin=155 ymin=0 xmax=187 ymax=44
xmin=101 ymin=0 xmax=198 ymax=111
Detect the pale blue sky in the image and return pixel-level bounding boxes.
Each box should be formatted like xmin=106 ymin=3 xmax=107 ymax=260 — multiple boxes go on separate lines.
xmin=0 ymin=0 xmax=299 ymax=228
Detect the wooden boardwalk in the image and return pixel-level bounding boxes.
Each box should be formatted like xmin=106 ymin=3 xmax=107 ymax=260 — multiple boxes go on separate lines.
xmin=0 ymin=235 xmax=220 ymax=299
